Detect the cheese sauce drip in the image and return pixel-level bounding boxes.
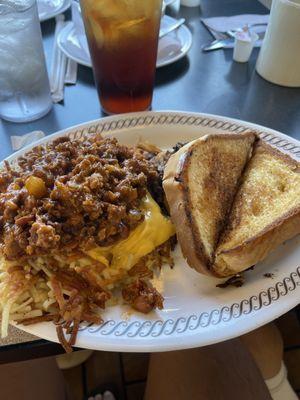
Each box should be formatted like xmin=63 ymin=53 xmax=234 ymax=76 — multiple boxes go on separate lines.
xmin=85 ymin=193 xmax=175 ymax=271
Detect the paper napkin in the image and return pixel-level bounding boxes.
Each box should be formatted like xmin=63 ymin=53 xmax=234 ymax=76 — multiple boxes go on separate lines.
xmin=202 ymin=14 xmax=269 ymax=48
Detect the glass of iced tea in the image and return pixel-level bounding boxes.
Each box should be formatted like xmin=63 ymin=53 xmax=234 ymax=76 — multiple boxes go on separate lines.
xmin=80 ymin=0 xmax=162 ymax=114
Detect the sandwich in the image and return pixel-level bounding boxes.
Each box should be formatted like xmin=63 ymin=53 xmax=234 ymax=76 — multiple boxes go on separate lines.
xmin=0 ymin=134 xmax=175 ymax=351
xmin=214 ymin=140 xmax=300 ymax=276
xmin=163 ymin=132 xmax=256 ymax=276
xmin=163 ymin=132 xmax=300 ymax=278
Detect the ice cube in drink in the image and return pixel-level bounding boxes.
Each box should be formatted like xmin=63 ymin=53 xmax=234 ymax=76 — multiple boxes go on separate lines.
xmin=80 ymin=0 xmax=162 ymax=114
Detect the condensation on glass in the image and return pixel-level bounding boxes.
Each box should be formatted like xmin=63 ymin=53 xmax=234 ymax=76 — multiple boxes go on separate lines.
xmin=0 ymin=0 xmax=52 ymax=122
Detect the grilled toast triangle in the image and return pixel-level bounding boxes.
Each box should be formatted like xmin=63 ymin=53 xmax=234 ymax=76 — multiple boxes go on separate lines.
xmin=214 ymin=141 xmax=300 ymax=277
xmin=163 ymin=132 xmax=256 ymax=276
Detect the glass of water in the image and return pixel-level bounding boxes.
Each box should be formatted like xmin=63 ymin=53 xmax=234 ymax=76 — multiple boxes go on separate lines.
xmin=0 ymin=0 xmax=52 ymax=123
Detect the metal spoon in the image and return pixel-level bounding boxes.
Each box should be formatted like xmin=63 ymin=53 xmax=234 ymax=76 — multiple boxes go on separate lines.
xmin=202 ymin=30 xmax=265 ymax=52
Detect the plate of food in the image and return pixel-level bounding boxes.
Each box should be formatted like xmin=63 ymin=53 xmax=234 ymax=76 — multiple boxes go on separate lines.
xmin=0 ymin=111 xmax=299 ymax=353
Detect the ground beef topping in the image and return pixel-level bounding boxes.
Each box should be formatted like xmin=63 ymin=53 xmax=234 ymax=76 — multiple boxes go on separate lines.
xmin=0 ymin=134 xmax=160 ymax=260
xmin=122 ymin=279 xmax=163 ymax=313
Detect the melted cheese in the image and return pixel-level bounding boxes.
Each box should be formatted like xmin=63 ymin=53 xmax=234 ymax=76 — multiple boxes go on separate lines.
xmin=85 ymin=193 xmax=175 ymax=271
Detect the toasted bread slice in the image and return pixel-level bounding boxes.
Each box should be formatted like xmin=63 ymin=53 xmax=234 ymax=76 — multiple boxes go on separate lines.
xmin=214 ymin=141 xmax=300 ymax=277
xmin=163 ymin=132 xmax=256 ymax=276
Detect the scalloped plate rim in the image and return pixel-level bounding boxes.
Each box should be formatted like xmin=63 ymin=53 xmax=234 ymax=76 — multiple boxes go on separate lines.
xmin=5 ymin=110 xmax=300 ymax=352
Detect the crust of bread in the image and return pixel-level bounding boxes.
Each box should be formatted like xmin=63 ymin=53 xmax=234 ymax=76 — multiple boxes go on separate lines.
xmin=163 ymin=132 xmax=256 ymax=276
xmin=163 ymin=139 xmax=211 ymax=275
xmin=213 ymin=206 xmax=300 ymax=277
xmin=254 ymin=140 xmax=300 ymax=171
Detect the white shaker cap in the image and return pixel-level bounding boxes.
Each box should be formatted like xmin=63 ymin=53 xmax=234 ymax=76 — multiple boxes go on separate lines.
xmin=233 ymin=31 xmax=258 ymax=63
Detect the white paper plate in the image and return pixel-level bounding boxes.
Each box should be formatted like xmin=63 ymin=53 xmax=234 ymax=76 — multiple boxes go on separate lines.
xmin=7 ymin=111 xmax=300 ymax=352
xmin=57 ymin=16 xmax=192 ymax=69
xmin=38 ymin=0 xmax=71 ymax=22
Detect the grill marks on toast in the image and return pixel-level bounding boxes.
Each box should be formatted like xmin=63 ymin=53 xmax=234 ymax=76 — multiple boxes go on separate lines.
xmin=218 ymin=142 xmax=300 ymax=247
xmin=164 ymin=132 xmax=300 ymax=277
xmin=163 ymin=132 xmax=256 ymax=275
xmin=213 ymin=141 xmax=300 ymax=276
xmin=183 ymin=135 xmax=256 ymax=264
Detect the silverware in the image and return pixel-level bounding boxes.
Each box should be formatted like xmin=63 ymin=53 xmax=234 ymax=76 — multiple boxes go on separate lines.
xmin=205 ymin=25 xmax=233 ymax=40
xmin=206 ymin=22 xmax=268 ymax=40
xmin=159 ymin=18 xmax=185 ymax=38
xmin=50 ymin=14 xmax=65 ymax=93
xmin=202 ymin=38 xmax=235 ymax=52
xmin=51 ymin=16 xmax=68 ymax=103
xmin=202 ymin=31 xmax=265 ymax=52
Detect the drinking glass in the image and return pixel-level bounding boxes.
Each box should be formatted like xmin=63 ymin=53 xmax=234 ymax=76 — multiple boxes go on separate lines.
xmin=80 ymin=0 xmax=162 ymax=114
xmin=0 ymin=0 xmax=52 ymax=122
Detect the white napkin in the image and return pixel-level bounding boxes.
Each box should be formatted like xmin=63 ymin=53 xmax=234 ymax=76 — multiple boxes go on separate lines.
xmin=65 ymin=58 xmax=78 ymax=84
xmin=50 ymin=15 xmax=68 ymax=103
xmin=72 ymin=1 xmax=90 ymax=57
xmin=11 ymin=131 xmax=45 ymax=151
xmin=202 ymin=14 xmax=269 ymax=48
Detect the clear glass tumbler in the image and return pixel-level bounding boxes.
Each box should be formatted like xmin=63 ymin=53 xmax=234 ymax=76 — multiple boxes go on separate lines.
xmin=0 ymin=0 xmax=52 ymax=123
xmin=80 ymin=0 xmax=162 ymax=114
